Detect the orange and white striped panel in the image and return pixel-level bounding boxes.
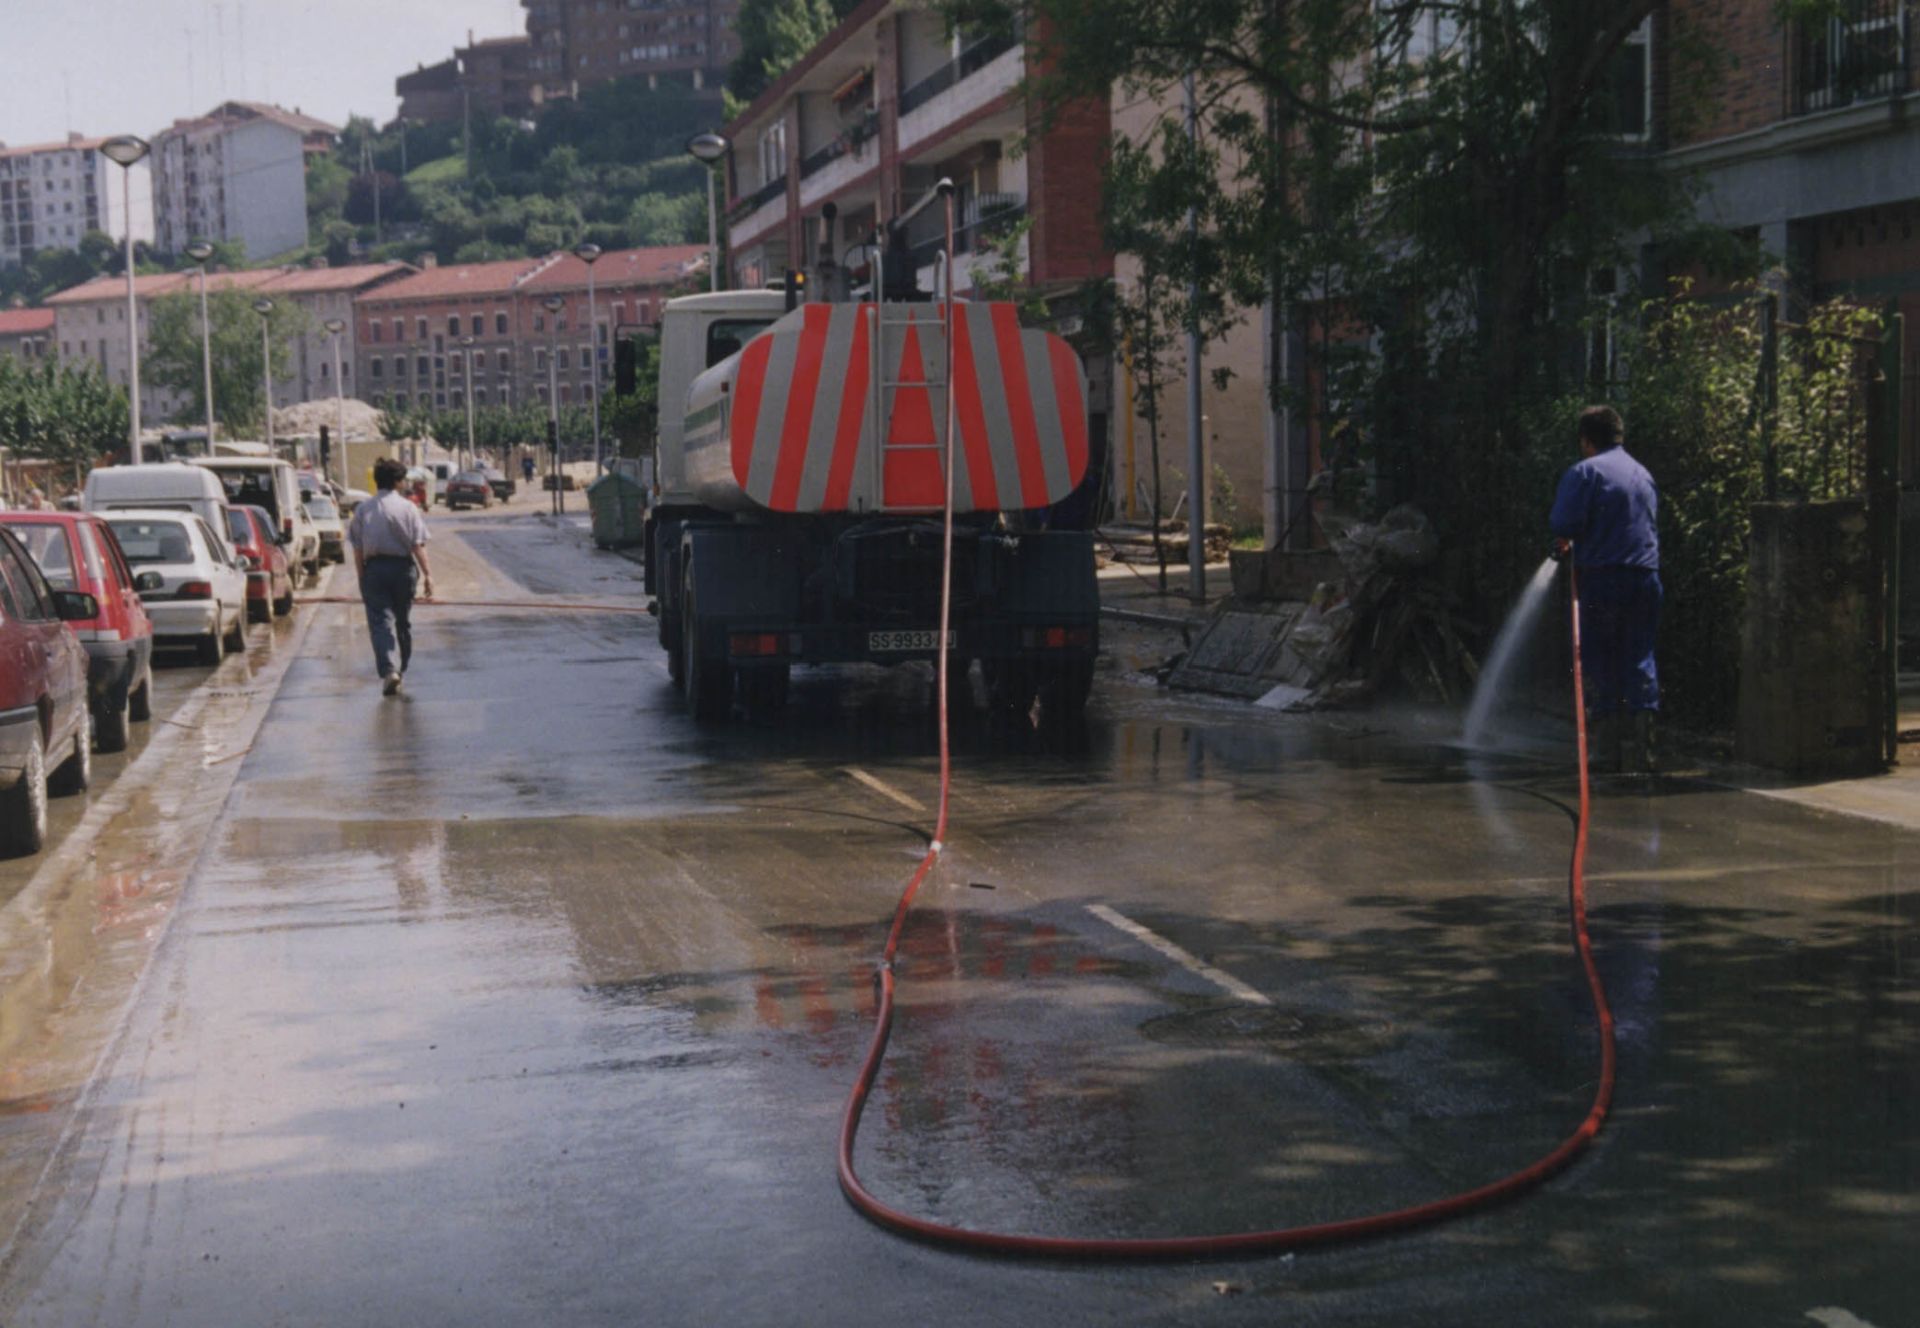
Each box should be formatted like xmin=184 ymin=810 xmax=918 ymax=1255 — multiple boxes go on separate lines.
xmin=726 ymin=302 xmax=1088 ymax=515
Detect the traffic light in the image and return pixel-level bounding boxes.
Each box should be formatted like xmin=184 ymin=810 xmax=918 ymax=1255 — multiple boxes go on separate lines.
xmin=546 ymin=418 xmax=559 ymax=453
xmin=614 ymin=337 xmax=636 ymax=397
xmin=319 ymin=424 xmax=331 ymax=469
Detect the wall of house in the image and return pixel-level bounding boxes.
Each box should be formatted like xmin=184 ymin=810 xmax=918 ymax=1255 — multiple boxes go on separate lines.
xmin=226 ymin=120 xmax=307 ymax=262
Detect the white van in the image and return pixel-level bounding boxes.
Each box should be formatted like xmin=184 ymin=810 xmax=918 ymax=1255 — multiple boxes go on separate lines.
xmin=83 ymin=464 xmax=237 ymax=557
xmin=192 ymin=457 xmax=321 ymax=574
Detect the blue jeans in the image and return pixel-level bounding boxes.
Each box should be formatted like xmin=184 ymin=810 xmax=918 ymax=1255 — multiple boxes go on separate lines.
xmin=1577 ymin=565 xmax=1661 ymax=714
xmin=359 ymin=557 xmax=416 ymax=680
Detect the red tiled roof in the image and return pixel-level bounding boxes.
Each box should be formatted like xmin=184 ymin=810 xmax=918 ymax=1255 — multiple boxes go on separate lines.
xmin=258 ymin=262 xmax=414 ymax=294
xmin=520 ymin=245 xmax=710 ymax=293
xmin=43 ymin=273 xmax=190 ymax=304
xmin=357 ymin=257 xmax=549 ymax=303
xmin=0 ymin=308 xmax=55 ymax=335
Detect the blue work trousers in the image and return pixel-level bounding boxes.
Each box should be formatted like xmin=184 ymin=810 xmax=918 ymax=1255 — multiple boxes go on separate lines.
xmin=359 ymin=556 xmax=417 ymax=680
xmin=1576 ymin=565 xmax=1661 ymax=714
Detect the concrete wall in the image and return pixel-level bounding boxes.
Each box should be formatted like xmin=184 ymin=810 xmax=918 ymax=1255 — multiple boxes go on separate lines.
xmin=226 ymin=120 xmax=307 ymax=262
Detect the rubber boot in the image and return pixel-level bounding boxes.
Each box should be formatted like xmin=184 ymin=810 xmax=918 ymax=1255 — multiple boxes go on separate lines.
xmin=1629 ymin=710 xmax=1657 ymax=776
xmin=1587 ymin=713 xmax=1622 ymax=774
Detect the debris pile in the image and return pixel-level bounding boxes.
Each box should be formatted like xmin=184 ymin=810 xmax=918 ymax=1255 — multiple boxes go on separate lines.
xmin=1098 ymin=520 xmax=1233 ymax=567
xmin=1168 ymin=506 xmax=1483 ymax=710
xmin=271 ymin=397 xmax=385 ymax=442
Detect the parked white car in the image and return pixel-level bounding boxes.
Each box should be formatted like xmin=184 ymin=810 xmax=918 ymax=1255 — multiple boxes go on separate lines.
xmin=303 ymin=493 xmax=346 ymax=564
xmin=193 ymin=457 xmax=320 ymax=577
xmin=104 ymin=510 xmax=249 ymax=665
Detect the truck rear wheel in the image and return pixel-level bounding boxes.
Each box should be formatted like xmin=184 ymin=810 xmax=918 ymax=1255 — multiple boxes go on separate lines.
xmin=682 ymin=582 xmax=732 ymax=721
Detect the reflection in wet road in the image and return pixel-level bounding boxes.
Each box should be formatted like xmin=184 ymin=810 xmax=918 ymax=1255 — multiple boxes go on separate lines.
xmin=0 ymin=508 xmax=1912 ymax=1326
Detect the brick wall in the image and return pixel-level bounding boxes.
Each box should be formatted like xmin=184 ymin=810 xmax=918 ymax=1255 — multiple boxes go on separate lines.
xmin=1022 ymin=24 xmax=1111 ymax=286
xmin=1668 ymin=0 xmax=1785 ymax=146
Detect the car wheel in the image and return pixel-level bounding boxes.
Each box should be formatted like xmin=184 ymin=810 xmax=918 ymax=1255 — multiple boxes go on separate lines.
xmin=129 ymin=669 xmax=153 ymax=722
xmin=273 ymin=585 xmax=294 ymax=616
xmin=96 ymin=677 xmax=133 ymax=754
xmin=197 ymin=620 xmax=223 ymax=665
xmin=49 ymin=712 xmax=91 ymax=796
xmin=248 ymin=593 xmax=270 ymax=624
xmin=224 ymin=610 xmax=246 ymax=654
xmin=0 ymin=733 xmax=48 ymax=857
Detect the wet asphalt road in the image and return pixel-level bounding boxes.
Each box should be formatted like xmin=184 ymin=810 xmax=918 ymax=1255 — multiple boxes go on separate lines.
xmin=0 ymin=505 xmax=1912 ymax=1326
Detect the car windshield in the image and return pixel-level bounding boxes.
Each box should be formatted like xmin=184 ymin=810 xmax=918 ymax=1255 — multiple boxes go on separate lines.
xmin=305 ymin=497 xmax=339 ymax=519
xmin=3 ymin=522 xmax=77 ymax=590
xmin=107 ymin=519 xmax=194 ymax=565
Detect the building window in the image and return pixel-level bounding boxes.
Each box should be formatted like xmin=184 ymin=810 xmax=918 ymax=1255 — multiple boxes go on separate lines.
xmin=371 ymin=321 xmax=383 ymax=343
xmin=1601 ymin=16 xmax=1652 ymax=140
xmin=470 ymin=314 xmax=483 ymax=336
xmin=417 ymin=355 xmax=430 ymax=377
xmin=1795 ymin=1 xmax=1907 ymax=113
xmin=321 ymin=360 xmax=330 ymax=379
xmin=394 ymin=355 xmax=407 ymax=378
xmin=558 ymin=347 xmax=570 ymax=370
xmin=477 ymin=388 xmax=489 ymax=405
xmin=372 ymin=359 xmax=384 ymax=379
xmin=452 ymin=390 xmax=464 ymax=408
xmin=495 ymin=311 xmax=508 ymax=335
xmin=535 ymin=347 xmax=548 ymax=371
xmin=393 ymin=392 xmax=408 ymax=408
xmin=447 ymin=314 xmax=460 ymax=336
xmin=394 ymin=318 xmax=404 ymax=341
xmin=497 ymin=350 xmax=510 ymax=373
xmin=416 ymin=317 xmax=428 ymax=340
xmin=534 ymin=314 xmax=545 ymax=332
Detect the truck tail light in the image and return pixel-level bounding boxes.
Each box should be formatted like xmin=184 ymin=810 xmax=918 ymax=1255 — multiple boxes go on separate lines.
xmin=1021 ymin=626 xmax=1092 ymax=650
xmin=178 ymin=581 xmax=213 ymax=600
xmin=729 ymin=632 xmax=785 ymax=658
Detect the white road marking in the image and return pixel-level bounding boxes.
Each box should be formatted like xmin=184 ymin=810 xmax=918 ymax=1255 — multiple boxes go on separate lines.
xmin=1085 ymin=904 xmax=1272 ymax=1006
xmin=1807 ymin=1309 xmax=1883 ymax=1328
xmin=843 ymin=766 xmax=928 ymax=813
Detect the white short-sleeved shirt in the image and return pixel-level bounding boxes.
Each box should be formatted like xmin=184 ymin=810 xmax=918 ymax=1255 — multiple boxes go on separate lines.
xmin=347 ymin=489 xmax=431 ymax=558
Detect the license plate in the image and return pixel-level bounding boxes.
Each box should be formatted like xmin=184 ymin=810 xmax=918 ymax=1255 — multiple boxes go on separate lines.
xmin=868 ymin=630 xmax=956 ymax=653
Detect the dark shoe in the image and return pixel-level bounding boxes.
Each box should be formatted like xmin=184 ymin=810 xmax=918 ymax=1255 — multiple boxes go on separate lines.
xmin=383 ymin=673 xmax=402 ymax=696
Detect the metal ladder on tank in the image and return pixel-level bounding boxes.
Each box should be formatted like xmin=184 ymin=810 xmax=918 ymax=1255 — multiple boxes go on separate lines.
xmin=864 ymin=246 xmax=952 ymax=514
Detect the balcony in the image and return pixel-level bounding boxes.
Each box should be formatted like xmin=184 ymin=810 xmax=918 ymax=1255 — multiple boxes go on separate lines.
xmin=906 ymin=193 xmax=1025 ymax=271
xmin=726 ymin=173 xmax=789 ymax=242
xmin=1794 ymin=1 xmax=1911 ymax=114
xmin=899 ymin=31 xmax=1018 ymax=116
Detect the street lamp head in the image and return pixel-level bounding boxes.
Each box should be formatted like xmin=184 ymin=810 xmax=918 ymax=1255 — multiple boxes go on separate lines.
xmin=686 ymin=132 xmax=728 ymax=165
xmin=252 ymin=298 xmax=275 ymax=317
xmin=324 ymin=317 xmax=346 ymax=335
xmin=573 ymin=242 xmax=603 ymax=264
xmin=460 ymin=334 xmax=475 ymax=347
xmin=99 ymin=135 xmax=150 ymax=168
xmin=185 ymin=240 xmax=215 ymax=264
xmin=543 ymin=294 xmax=565 ymax=313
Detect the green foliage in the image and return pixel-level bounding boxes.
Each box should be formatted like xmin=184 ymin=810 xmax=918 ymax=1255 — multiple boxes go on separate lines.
xmin=0 ymin=355 xmax=129 ymax=470
xmin=728 ymin=0 xmax=862 ymax=103
xmin=144 ymin=288 xmax=311 ymax=436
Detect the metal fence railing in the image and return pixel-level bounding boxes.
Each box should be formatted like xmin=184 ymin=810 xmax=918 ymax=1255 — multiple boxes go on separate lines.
xmin=898 ymin=30 xmax=1018 ymax=117
xmin=1794 ymin=0 xmax=1911 ymax=113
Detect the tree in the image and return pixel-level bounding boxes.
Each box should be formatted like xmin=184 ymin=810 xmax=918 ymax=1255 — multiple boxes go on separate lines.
xmin=728 ymin=0 xmax=863 ymax=102
xmin=966 ymin=0 xmax=1725 ymax=597
xmin=0 ymin=356 xmax=128 ymax=476
xmin=144 ymin=288 xmax=311 ymax=436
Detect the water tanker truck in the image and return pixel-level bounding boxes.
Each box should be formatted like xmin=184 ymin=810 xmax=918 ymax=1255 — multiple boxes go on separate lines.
xmin=644 ymin=283 xmax=1099 ymax=721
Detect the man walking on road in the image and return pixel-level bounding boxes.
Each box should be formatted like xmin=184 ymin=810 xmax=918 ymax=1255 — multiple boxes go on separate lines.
xmin=348 ymin=458 xmax=436 ymax=696
xmin=1551 ymin=405 xmax=1660 ymax=774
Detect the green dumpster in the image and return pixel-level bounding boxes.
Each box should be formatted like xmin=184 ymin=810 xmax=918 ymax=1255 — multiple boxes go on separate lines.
xmin=587 ymin=470 xmax=648 ymax=550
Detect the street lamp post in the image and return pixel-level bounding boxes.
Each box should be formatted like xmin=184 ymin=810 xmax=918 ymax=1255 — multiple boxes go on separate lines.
xmin=324 ymin=317 xmax=347 ymax=491
xmin=572 ymin=242 xmax=603 ymax=474
xmin=459 ymin=334 xmax=476 ymax=473
xmin=185 ymin=240 xmax=216 ymax=448
xmin=686 ymin=132 xmax=728 ymax=293
xmin=543 ymin=294 xmax=564 ymax=516
xmin=98 ymin=135 xmax=151 ymax=457
xmin=253 ymin=298 xmax=276 ymax=458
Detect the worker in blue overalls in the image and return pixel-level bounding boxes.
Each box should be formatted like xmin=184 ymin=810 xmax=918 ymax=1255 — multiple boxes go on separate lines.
xmin=1551 ymin=405 xmax=1661 ymax=774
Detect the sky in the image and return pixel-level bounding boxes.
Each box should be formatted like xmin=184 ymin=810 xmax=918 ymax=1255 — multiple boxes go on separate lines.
xmin=2 ymin=0 xmax=527 ymax=148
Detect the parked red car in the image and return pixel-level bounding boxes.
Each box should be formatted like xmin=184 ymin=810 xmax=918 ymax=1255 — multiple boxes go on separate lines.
xmin=0 ymin=525 xmax=96 ymax=856
xmin=226 ymin=504 xmax=296 ymax=622
xmin=0 ymin=511 xmax=158 ymax=753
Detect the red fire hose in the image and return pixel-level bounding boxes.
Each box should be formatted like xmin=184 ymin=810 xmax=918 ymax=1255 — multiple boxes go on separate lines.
xmin=834 ymin=550 xmax=1617 ymax=1257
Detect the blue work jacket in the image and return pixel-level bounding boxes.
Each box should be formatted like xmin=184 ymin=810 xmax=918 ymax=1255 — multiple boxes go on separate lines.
xmin=1550 ymin=446 xmax=1659 ymax=569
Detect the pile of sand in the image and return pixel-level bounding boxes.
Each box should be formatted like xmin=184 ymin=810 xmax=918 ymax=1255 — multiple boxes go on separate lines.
xmin=271 ymin=396 xmax=387 ymax=442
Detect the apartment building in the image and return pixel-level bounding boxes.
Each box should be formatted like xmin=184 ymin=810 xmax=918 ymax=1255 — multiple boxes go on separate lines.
xmin=352 ymin=244 xmax=706 ymax=413
xmin=0 ymin=133 xmax=153 ymax=268
xmin=44 ymin=261 xmax=413 ymax=429
xmin=0 ymin=307 xmax=55 ymax=361
xmin=149 ymin=103 xmax=337 ymax=262
xmin=1664 ymin=0 xmax=1920 ymax=484
xmin=398 ymin=35 xmax=535 ymax=125
xmin=523 ymin=0 xmax=741 ymax=102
